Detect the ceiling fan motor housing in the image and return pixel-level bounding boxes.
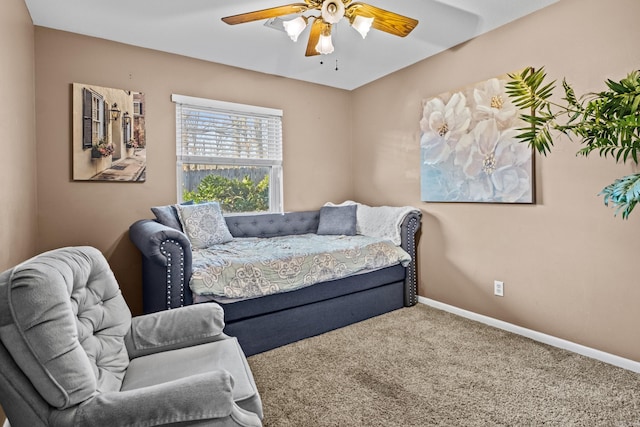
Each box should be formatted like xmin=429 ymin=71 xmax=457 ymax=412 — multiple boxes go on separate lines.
xmin=321 ymin=0 xmax=345 ymax=24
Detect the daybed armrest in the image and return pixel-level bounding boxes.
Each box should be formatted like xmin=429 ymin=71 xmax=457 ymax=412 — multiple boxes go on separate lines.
xmin=125 ymin=304 xmax=227 ymax=359
xmin=51 ymin=371 xmax=262 ymax=427
xmin=129 ymin=219 xmax=192 ymax=266
xmin=129 ymin=219 xmax=193 ymax=312
xmin=399 ymin=211 xmax=422 ymax=307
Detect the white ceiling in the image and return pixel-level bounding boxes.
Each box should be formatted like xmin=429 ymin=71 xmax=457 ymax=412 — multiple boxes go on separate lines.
xmin=24 ymin=0 xmax=558 ymax=90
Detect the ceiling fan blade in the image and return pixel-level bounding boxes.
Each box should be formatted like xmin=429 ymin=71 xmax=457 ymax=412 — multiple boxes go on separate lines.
xmin=348 ymin=3 xmax=418 ymax=37
xmin=305 ymin=19 xmax=324 ymax=57
xmin=222 ymin=4 xmax=309 ymax=25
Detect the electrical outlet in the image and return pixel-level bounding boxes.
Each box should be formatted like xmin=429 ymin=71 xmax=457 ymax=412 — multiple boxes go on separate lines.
xmin=494 ymin=280 xmax=504 ymax=297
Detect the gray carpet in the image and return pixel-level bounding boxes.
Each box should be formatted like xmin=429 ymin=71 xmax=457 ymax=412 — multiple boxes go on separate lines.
xmin=247 ymin=304 xmax=640 ymax=426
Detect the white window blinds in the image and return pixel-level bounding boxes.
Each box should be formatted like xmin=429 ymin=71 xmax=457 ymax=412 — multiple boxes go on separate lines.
xmin=172 ymin=94 xmax=283 ymax=166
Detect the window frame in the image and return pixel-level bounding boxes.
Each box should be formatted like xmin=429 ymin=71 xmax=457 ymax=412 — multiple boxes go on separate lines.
xmin=82 ymin=88 xmax=106 ymax=149
xmin=172 ymin=94 xmax=284 ymax=214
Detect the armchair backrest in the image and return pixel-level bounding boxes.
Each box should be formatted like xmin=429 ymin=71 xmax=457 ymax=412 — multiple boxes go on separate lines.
xmin=0 ymin=246 xmax=131 ymax=419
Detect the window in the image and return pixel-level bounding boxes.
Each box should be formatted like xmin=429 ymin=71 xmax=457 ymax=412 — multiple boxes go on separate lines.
xmin=82 ymin=88 xmax=106 ymax=149
xmin=133 ymin=99 xmax=143 ymax=116
xmin=172 ymin=94 xmax=283 ymax=214
xmin=123 ymin=114 xmax=132 ymax=143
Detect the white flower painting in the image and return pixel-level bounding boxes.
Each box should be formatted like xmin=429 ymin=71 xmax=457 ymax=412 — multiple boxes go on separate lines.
xmin=420 ymin=74 xmax=534 ymax=203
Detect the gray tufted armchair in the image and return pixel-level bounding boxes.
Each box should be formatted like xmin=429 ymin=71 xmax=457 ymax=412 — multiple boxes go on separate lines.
xmin=0 ymin=246 xmax=262 ymax=426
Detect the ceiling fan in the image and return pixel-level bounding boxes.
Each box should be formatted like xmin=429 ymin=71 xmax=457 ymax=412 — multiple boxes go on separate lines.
xmin=222 ymin=0 xmax=419 ymax=57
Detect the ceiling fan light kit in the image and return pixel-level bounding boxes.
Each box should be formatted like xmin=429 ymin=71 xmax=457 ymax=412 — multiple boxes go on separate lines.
xmin=222 ymin=0 xmax=418 ymax=57
xmin=351 ymin=15 xmax=374 ymax=39
xmin=315 ymin=28 xmax=335 ymax=55
xmin=282 ymin=16 xmax=308 ymax=41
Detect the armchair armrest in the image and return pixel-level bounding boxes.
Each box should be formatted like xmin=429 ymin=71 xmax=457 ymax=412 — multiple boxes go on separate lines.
xmin=125 ymin=304 xmax=227 ymax=359
xmin=51 ymin=370 xmax=262 ymax=427
xmin=129 ymin=219 xmax=194 ymax=312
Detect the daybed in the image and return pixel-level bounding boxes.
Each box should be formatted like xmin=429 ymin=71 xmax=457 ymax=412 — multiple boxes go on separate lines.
xmin=129 ymin=202 xmax=421 ymax=356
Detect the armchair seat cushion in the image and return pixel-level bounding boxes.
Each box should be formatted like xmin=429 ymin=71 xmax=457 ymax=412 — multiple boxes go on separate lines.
xmin=121 ymin=337 xmax=262 ymax=419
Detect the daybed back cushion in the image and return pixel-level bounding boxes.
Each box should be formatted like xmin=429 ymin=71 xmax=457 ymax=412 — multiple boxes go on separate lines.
xmin=226 ymin=211 xmax=320 ymax=238
xmin=0 ymin=246 xmax=131 ymax=409
xmin=317 ymin=205 xmax=357 ymax=235
xmin=151 ymin=204 xmax=322 ymax=239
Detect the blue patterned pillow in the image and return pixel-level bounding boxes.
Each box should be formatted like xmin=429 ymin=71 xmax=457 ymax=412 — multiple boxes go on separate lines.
xmin=176 ymin=202 xmax=233 ymax=248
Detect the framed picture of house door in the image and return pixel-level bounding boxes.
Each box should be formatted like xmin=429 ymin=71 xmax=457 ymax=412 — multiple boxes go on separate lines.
xmin=72 ymin=82 xmax=146 ymax=181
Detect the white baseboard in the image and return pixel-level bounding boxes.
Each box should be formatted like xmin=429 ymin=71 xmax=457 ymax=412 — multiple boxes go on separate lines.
xmin=418 ymin=296 xmax=640 ymax=373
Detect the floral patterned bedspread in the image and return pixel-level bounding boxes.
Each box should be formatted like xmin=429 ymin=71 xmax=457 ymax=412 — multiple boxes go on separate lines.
xmin=190 ymin=234 xmax=411 ymax=299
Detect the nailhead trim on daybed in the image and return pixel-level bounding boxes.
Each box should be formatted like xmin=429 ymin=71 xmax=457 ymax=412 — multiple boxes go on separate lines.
xmin=404 ymin=215 xmax=420 ymax=306
xmin=160 ymin=239 xmax=185 ymax=310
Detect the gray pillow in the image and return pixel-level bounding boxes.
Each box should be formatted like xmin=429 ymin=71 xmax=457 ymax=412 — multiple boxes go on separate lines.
xmin=317 ymin=205 xmax=357 ymax=235
xmin=150 ymin=201 xmax=194 ymax=231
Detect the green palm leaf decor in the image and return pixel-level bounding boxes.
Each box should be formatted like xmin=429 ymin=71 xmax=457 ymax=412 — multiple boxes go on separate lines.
xmin=506 ymin=67 xmax=640 ymax=218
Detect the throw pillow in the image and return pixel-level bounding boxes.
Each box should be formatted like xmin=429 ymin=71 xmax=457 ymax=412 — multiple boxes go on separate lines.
xmin=317 ymin=205 xmax=357 ymax=236
xmin=175 ymin=202 xmax=233 ymax=248
xmin=151 ymin=200 xmax=194 ymax=231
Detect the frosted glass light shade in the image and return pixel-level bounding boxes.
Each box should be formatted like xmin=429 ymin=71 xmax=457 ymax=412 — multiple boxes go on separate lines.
xmin=283 ymin=16 xmax=307 ymax=42
xmin=351 ymin=15 xmax=374 ymax=39
xmin=315 ymin=33 xmax=334 ymax=55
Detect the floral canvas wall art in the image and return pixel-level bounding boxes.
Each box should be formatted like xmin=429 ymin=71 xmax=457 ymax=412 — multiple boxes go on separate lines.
xmin=420 ymin=73 xmax=534 ymax=203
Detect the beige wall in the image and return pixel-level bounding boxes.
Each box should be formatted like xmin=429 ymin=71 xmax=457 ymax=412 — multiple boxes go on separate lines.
xmin=352 ymin=0 xmax=640 ymax=361
xmin=0 ymin=0 xmax=36 ymax=420
xmin=0 ymin=0 xmax=37 ymax=272
xmin=33 ymin=28 xmax=353 ymax=314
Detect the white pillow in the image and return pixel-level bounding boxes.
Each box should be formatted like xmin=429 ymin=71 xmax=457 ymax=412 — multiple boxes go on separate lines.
xmin=176 ymin=202 xmax=233 ymax=249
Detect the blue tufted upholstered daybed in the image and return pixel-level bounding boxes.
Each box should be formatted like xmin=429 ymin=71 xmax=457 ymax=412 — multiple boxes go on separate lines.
xmin=129 ymin=207 xmax=421 ymax=356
